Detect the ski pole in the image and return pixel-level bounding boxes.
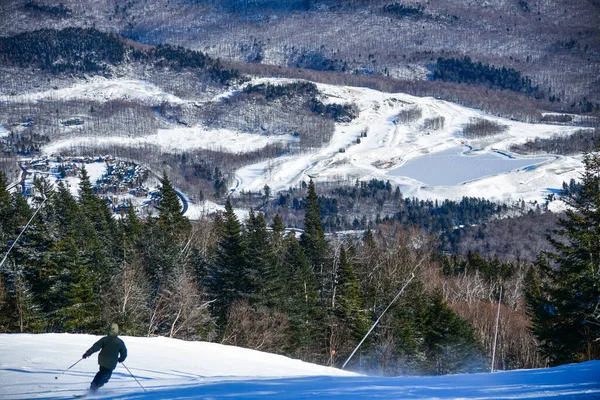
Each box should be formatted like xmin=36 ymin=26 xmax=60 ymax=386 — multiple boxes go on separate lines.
xmin=121 ymin=363 xmax=146 ymax=392
xmin=55 ymin=358 xmax=83 ymax=379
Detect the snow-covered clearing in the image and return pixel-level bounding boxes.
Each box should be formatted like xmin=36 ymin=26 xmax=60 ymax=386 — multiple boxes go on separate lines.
xmin=0 ymin=334 xmax=598 ymax=399
xmin=44 ymin=127 xmax=297 ymax=155
xmin=0 ymin=77 xmax=184 ymax=107
xmin=20 ymin=76 xmax=588 ymax=204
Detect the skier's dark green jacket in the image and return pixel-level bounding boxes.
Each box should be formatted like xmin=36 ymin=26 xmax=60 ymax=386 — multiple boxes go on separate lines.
xmin=83 ymin=326 xmax=127 ymax=371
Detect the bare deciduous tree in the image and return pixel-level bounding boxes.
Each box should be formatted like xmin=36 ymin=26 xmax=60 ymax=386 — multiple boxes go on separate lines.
xmin=221 ymin=300 xmax=290 ymax=353
xmin=102 ymin=258 xmax=151 ymax=335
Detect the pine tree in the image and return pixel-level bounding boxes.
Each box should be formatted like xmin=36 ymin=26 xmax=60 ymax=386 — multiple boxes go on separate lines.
xmin=61 ymin=236 xmax=99 ymax=332
xmin=300 ymin=180 xmax=328 ymax=302
xmin=527 ymin=149 xmax=600 ymax=365
xmin=119 ymin=200 xmax=143 ymax=247
xmin=209 ymin=198 xmax=247 ymax=324
xmin=78 ymin=166 xmax=96 ymax=214
xmin=0 ymin=172 xmax=11 ymax=233
xmin=157 ymin=171 xmax=191 ymax=236
xmin=280 ymin=232 xmax=324 ymax=361
xmin=269 ymin=213 xmax=286 ymax=257
xmin=333 ymin=245 xmax=369 ymax=338
xmin=245 ymin=209 xmax=278 ymax=307
xmin=136 ymin=216 xmax=181 ymax=287
xmin=77 ymin=168 xmax=120 ymax=285
xmin=423 ymin=290 xmax=485 ymax=375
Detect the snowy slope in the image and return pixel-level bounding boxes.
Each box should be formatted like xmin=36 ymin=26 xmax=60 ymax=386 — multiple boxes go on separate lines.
xmin=0 ymin=334 xmax=598 ymax=399
xmin=21 ymin=76 xmax=589 ymax=205
xmin=0 ymin=78 xmax=185 ymax=107
xmin=232 ymin=80 xmax=585 ymax=206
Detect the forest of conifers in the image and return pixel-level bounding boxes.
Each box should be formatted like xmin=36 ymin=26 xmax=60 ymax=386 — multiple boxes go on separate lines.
xmin=1 ymin=150 xmax=599 ymax=374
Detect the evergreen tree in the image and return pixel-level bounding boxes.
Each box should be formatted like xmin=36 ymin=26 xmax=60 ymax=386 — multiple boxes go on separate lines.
xmin=423 ymin=291 xmax=485 ymax=375
xmin=157 ymin=171 xmax=191 ymax=235
xmin=245 ymin=209 xmax=278 ymax=307
xmin=136 ymin=216 xmax=181 ymax=287
xmin=208 ymin=198 xmax=247 ymax=324
xmin=300 ymin=180 xmax=328 ymax=300
xmin=119 ymin=200 xmax=143 ymax=250
xmin=527 ymin=149 xmax=600 ymax=365
xmin=59 ymin=236 xmax=99 ymax=332
xmin=78 ymin=166 xmax=96 ymax=214
xmin=333 ymin=245 xmax=369 ymax=341
xmin=77 ymin=167 xmax=120 ymax=285
xmin=0 ymin=172 xmax=11 ymax=233
xmin=280 ymin=232 xmax=324 ymax=361
xmin=269 ymin=213 xmax=286 ymax=257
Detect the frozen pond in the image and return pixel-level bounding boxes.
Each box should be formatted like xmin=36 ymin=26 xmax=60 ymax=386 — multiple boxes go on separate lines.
xmin=388 ymin=147 xmax=549 ymax=186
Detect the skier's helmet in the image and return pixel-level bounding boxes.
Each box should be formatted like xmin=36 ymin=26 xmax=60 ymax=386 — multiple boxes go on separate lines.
xmin=108 ymin=323 xmax=119 ymax=337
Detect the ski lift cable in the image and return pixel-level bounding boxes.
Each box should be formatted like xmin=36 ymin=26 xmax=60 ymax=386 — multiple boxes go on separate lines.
xmin=0 ymin=196 xmax=47 ymax=271
xmin=341 ymin=257 xmax=425 ymax=370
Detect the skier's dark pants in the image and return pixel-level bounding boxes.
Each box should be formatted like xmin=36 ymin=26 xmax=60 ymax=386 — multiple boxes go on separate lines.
xmin=91 ymin=366 xmax=113 ymax=390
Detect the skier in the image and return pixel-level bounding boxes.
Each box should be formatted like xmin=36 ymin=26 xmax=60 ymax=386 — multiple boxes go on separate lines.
xmin=82 ymin=323 xmax=127 ymax=391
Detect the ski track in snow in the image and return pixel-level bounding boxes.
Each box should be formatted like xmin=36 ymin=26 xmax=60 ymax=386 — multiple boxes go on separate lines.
xmin=7 ymin=75 xmax=586 ymax=205
xmin=0 ymin=334 xmax=599 ymax=399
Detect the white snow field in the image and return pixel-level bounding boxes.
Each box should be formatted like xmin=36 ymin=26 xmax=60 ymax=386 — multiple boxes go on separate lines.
xmin=27 ymin=76 xmax=587 ymax=206
xmin=0 ymin=334 xmax=599 ymax=400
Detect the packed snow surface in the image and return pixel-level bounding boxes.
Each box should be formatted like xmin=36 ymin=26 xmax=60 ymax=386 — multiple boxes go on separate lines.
xmin=1 ymin=334 xmax=599 ymax=399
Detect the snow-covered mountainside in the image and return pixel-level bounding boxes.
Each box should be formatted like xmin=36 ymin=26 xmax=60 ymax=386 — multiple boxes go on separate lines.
xmin=29 ymin=76 xmax=586 ymax=206
xmin=0 ymin=333 xmax=598 ymax=399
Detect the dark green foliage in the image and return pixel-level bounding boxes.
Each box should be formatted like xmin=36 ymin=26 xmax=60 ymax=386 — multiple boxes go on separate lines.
xmin=242 ymin=81 xmax=319 ymax=100
xmin=0 ymin=28 xmax=239 ymax=84
xmin=433 ymin=57 xmax=539 ymax=96
xmin=0 ymin=172 xmax=12 ymax=239
xmin=309 ymin=99 xmax=357 ymax=122
xmin=153 ymin=44 xmax=210 ymax=70
xmin=142 ymin=44 xmax=240 ymax=84
xmin=1 ymin=130 xmax=50 ymax=156
xmin=423 ymin=291 xmax=486 ymax=375
xmin=136 ymin=216 xmax=181 ymax=287
xmin=0 ymin=28 xmax=125 ymax=73
xmin=207 ymin=199 xmax=248 ymax=323
xmin=245 ymin=209 xmax=277 ymax=307
xmin=368 ymin=282 xmax=485 ymax=375
xmin=279 ymin=233 xmax=324 ymax=360
xmin=442 ymin=252 xmax=516 ymax=283
xmin=287 ymin=180 xmax=502 ymax=235
xmin=300 ymin=180 xmax=328 ymax=288
xmin=269 ymin=214 xmax=286 ymax=255
xmin=55 ymin=236 xmax=99 ymax=332
xmin=518 ymin=0 xmax=530 ymax=12
xmin=560 ymin=178 xmax=583 ymax=199
xmin=509 ymin=128 xmax=599 ymax=156
xmin=333 ymin=246 xmax=369 ymax=340
xmin=394 ymin=197 xmax=500 ymax=238
xmin=526 ymin=150 xmax=600 ymax=365
xmin=286 ymin=49 xmax=345 ymax=72
xmin=0 ymin=170 xmax=497 ymax=374
xmin=238 ymin=82 xmax=356 ymax=122
xmin=382 ymin=3 xmax=425 ymax=18
xmin=157 ymin=171 xmax=191 ymax=236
